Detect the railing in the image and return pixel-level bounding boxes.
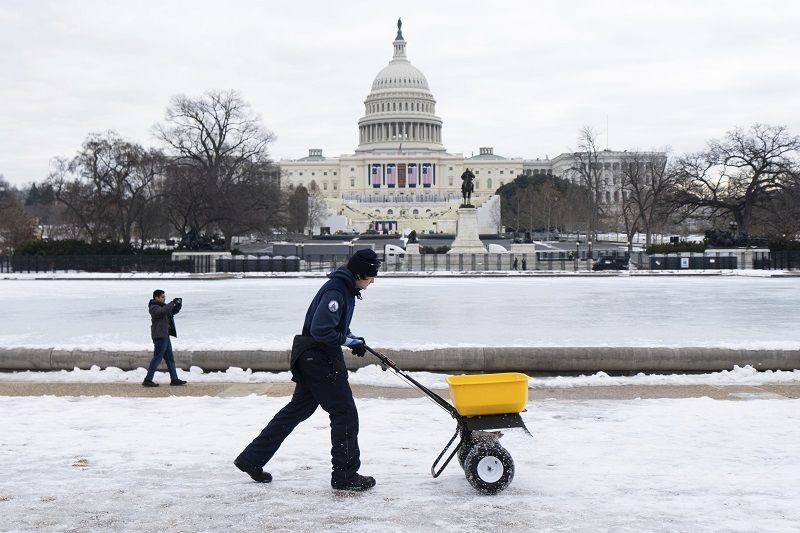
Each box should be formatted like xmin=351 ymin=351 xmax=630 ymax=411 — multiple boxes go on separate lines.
xmin=754 ymin=250 xmax=800 ymax=270
xmin=217 ymin=257 xmax=302 ymax=272
xmin=2 ymin=250 xmax=799 ymax=274
xmin=2 ymin=255 xmax=193 ymax=273
xmin=289 ymin=253 xmax=591 ymax=273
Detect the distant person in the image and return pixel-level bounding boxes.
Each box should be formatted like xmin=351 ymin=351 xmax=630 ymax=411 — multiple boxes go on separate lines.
xmin=234 ymin=249 xmax=382 ymax=492
xmin=521 ymin=257 xmax=527 ymax=270
xmin=512 ymin=257 xmax=519 ymax=270
xmin=143 ymin=290 xmax=186 ymax=387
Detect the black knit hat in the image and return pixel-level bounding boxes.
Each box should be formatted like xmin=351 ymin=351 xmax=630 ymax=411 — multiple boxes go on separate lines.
xmin=347 ymin=249 xmax=382 ymax=277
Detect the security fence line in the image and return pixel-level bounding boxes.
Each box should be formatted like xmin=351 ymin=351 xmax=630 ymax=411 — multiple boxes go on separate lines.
xmin=2 ymin=251 xmax=799 ymax=274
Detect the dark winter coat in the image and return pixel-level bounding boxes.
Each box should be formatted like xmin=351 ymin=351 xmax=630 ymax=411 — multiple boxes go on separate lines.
xmin=290 ymin=267 xmax=361 ymax=382
xmin=149 ymin=299 xmax=181 ymax=340
xmin=301 ymin=266 xmax=360 ymax=348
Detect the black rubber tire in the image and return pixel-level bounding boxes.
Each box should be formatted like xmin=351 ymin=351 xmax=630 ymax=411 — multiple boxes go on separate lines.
xmin=458 ymin=431 xmax=496 ymax=470
xmin=457 ymin=442 xmax=469 ymax=470
xmin=463 ymin=441 xmax=514 ymax=495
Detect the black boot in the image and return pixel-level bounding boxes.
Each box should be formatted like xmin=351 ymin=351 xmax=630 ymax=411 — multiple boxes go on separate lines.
xmin=331 ymin=474 xmax=376 ymax=492
xmin=142 ymin=379 xmax=159 ymax=387
xmin=170 ymin=378 xmax=187 ymax=386
xmin=234 ymin=458 xmax=272 ymax=483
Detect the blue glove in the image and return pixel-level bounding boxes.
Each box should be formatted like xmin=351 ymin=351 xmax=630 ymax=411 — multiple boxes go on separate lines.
xmin=345 ymin=335 xmax=366 ymax=357
xmin=344 ymin=334 xmax=363 ymax=347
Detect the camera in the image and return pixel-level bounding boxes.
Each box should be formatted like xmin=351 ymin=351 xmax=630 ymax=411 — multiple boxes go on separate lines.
xmin=173 ymin=297 xmax=182 ymax=304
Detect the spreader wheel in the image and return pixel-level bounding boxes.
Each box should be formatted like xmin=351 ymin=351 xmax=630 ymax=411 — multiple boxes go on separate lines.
xmin=457 ymin=442 xmax=469 ymax=470
xmin=464 ymin=441 xmax=514 ymax=495
xmin=458 ymin=431 xmax=495 ymax=470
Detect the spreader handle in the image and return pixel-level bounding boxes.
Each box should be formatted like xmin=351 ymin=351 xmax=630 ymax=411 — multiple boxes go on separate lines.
xmin=363 ymin=345 xmax=458 ymax=418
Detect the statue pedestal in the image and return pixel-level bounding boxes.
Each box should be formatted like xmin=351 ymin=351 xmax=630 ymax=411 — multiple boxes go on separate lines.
xmin=510 ymin=243 xmax=536 ymax=254
xmin=405 ymin=243 xmax=420 ymax=255
xmin=447 ymin=208 xmax=486 ymax=255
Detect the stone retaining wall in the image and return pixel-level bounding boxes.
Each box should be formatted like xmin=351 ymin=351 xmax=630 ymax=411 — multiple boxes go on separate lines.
xmin=2 ymin=347 xmax=798 ymax=373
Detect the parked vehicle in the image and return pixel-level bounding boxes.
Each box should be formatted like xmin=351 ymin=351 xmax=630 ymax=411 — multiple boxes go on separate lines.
xmin=592 ymin=256 xmax=629 ymax=271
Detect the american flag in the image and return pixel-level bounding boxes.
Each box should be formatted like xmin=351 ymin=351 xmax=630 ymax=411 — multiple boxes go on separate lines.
xmin=386 ymin=164 xmax=396 ymax=187
xmin=422 ymin=164 xmax=432 ymax=186
xmin=407 ymin=164 xmax=417 ymax=187
xmin=371 ymin=164 xmax=381 ymax=187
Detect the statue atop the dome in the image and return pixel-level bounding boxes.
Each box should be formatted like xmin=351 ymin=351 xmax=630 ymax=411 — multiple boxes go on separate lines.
xmin=461 ymin=168 xmax=475 ymax=208
xmin=396 ymin=18 xmax=403 ymax=40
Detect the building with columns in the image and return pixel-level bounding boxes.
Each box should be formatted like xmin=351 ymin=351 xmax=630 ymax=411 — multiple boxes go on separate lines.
xmin=279 ymin=20 xmax=662 ymax=235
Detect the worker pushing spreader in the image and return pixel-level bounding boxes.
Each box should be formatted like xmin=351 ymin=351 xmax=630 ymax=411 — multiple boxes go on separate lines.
xmin=364 ymin=345 xmax=532 ymax=495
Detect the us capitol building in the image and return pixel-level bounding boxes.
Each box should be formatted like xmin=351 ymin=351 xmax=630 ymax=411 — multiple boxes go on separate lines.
xmin=280 ymin=20 xmax=653 ymax=235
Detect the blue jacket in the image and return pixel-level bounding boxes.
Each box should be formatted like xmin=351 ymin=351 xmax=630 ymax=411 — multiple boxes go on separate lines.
xmin=302 ymin=267 xmax=360 ymax=349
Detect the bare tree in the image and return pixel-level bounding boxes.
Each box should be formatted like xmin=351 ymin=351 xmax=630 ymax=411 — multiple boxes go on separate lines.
xmin=47 ymin=132 xmax=161 ymax=245
xmin=155 ymin=90 xmax=278 ymax=249
xmin=569 ymin=127 xmax=605 ymax=241
xmin=47 ymin=157 xmax=107 ymax=242
xmin=672 ymin=124 xmax=800 ymax=237
xmin=0 ymin=176 xmax=36 ymax=252
xmin=619 ymin=151 xmax=675 ymax=247
xmin=749 ymin=168 xmax=800 ymax=238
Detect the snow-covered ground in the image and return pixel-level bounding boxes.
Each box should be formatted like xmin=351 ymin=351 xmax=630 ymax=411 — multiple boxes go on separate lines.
xmin=1 ymin=394 xmax=798 ymax=532
xmin=1 ymin=277 xmax=799 ymax=350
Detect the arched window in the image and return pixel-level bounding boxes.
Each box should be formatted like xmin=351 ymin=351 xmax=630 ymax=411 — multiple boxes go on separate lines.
xmin=387 ymin=209 xmax=394 ymax=215
xmin=412 ymin=209 xmax=419 ymax=215
xmin=613 ymin=190 xmax=619 ymax=202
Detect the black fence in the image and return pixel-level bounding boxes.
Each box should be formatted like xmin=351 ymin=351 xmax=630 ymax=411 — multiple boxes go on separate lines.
xmin=2 ymin=250 xmax=799 ymax=274
xmin=649 ymin=254 xmax=737 ymax=270
xmin=3 ymin=255 xmax=192 ymax=273
xmin=217 ymin=256 xmax=301 ymax=272
xmin=294 ymin=253 xmax=548 ymax=272
xmin=754 ymin=250 xmax=800 ymax=270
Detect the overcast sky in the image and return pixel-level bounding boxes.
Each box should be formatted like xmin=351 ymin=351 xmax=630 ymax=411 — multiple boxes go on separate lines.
xmin=1 ymin=0 xmax=799 ymax=186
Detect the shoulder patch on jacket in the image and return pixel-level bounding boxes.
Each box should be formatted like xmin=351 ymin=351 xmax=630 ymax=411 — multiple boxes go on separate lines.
xmin=327 ymin=300 xmax=339 ymax=312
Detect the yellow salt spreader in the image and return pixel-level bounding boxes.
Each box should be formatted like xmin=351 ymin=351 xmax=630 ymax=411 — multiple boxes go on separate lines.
xmin=364 ymin=345 xmax=531 ymax=495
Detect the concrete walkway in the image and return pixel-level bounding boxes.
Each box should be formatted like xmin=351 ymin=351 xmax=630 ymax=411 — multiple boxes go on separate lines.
xmin=1 ymin=380 xmax=797 ymax=401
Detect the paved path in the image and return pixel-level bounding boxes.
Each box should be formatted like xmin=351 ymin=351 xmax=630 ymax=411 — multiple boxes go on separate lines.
xmin=0 ymin=381 xmax=797 ymax=400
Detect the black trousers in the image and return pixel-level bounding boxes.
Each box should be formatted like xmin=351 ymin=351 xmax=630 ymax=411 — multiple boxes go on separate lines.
xmin=237 ymin=348 xmax=360 ymax=481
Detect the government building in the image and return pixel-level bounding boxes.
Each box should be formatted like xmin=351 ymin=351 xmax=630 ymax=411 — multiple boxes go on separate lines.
xmin=279 ymin=20 xmax=660 ymax=235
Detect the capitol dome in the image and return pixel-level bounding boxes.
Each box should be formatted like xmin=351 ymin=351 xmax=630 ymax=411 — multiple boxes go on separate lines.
xmin=370 ymin=61 xmax=430 ymax=91
xmin=356 ymin=20 xmax=445 ymax=153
